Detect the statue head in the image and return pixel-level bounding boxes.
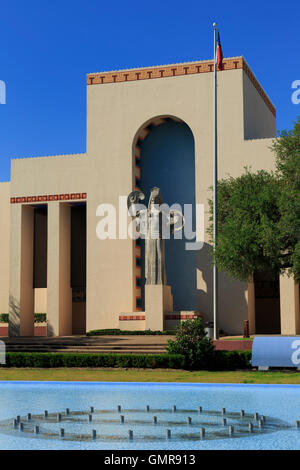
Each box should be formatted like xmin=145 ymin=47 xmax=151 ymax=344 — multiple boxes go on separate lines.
xmin=148 ymin=187 xmax=164 ymax=207
xmin=127 ymin=190 xmax=145 ymax=215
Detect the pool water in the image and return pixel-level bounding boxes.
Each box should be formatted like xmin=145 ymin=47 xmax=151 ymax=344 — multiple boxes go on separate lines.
xmin=0 ymin=381 xmax=299 ymax=450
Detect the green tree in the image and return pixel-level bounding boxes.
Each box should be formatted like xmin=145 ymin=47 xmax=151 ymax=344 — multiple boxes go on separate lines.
xmin=166 ymin=317 xmax=215 ymax=369
xmin=272 ymin=118 xmax=300 ymax=281
xmin=208 ymin=117 xmax=300 ymax=282
xmin=208 ymin=169 xmax=282 ymax=280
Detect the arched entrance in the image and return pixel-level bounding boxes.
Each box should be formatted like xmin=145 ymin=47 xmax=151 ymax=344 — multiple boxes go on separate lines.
xmin=132 ymin=116 xmax=197 ymax=312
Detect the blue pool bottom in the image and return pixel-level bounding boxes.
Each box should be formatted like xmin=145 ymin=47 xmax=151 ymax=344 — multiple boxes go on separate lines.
xmin=0 ymin=382 xmax=299 ymax=450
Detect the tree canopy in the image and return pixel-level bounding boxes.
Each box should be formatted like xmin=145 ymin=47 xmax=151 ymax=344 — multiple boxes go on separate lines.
xmin=208 ymin=117 xmax=300 ymax=282
xmin=272 ymin=118 xmax=300 ymax=281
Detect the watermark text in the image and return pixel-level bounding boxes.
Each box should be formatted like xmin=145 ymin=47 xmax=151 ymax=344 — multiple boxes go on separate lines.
xmin=0 ymin=80 xmax=6 ymax=104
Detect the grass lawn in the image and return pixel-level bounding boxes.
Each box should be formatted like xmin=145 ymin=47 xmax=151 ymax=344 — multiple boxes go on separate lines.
xmin=0 ymin=368 xmax=299 ymax=384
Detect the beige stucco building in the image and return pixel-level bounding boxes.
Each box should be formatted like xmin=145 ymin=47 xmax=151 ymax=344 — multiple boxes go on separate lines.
xmin=0 ymin=56 xmax=299 ymax=337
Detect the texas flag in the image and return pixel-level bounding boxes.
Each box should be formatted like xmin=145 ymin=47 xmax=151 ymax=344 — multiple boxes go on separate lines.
xmin=217 ymin=32 xmax=224 ymax=70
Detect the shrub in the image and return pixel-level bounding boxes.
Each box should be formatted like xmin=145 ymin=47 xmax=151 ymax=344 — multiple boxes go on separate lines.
xmin=211 ymin=350 xmax=252 ymax=370
xmin=1 ymin=350 xmax=252 ymax=370
xmin=3 ymin=352 xmax=185 ymax=369
xmin=166 ymin=318 xmax=215 ymax=369
xmin=34 ymin=313 xmax=47 ymax=323
xmin=0 ymin=314 xmax=9 ymax=323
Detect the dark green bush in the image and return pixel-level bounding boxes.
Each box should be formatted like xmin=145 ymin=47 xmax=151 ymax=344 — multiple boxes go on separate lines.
xmin=0 ymin=314 xmax=9 ymax=323
xmin=210 ymin=350 xmax=252 ymax=370
xmin=1 ymin=350 xmax=251 ymax=370
xmin=34 ymin=313 xmax=47 ymax=323
xmin=86 ymin=329 xmax=175 ymax=336
xmin=166 ymin=318 xmax=215 ymax=369
xmin=3 ymin=352 xmax=185 ymax=369
xmin=0 ymin=313 xmax=47 ymax=324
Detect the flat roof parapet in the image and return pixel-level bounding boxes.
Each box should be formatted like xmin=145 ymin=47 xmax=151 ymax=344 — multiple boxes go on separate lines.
xmin=87 ymin=57 xmax=275 ymax=117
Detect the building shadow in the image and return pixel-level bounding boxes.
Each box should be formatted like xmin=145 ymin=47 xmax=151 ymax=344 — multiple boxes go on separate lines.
xmin=8 ymin=295 xmax=20 ymax=337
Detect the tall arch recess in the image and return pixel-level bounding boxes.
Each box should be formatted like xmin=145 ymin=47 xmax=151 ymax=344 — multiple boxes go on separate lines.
xmin=133 ymin=116 xmax=197 ymax=312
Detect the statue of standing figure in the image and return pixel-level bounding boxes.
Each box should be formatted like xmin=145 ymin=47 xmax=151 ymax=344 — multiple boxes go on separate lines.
xmin=127 ymin=187 xmax=184 ymax=285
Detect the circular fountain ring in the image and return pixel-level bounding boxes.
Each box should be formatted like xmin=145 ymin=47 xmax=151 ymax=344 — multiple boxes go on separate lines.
xmin=0 ymin=406 xmax=294 ymax=442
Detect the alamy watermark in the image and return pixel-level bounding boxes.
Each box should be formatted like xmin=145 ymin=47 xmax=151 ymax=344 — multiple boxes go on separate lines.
xmin=291 ymin=80 xmax=300 ymax=104
xmin=96 ymin=196 xmax=204 ymax=251
xmin=0 ymin=80 xmax=6 ymax=104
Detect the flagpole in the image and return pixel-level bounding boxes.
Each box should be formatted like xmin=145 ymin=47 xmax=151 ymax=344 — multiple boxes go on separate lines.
xmin=213 ymin=22 xmax=219 ymax=340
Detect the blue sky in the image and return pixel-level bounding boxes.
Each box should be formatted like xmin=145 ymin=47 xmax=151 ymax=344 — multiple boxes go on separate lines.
xmin=0 ymin=0 xmax=299 ymax=182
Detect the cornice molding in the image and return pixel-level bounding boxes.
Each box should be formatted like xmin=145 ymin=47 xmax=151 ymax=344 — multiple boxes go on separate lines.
xmin=87 ymin=57 xmax=275 ymax=117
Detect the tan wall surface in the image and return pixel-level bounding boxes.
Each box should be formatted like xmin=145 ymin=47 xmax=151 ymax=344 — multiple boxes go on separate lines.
xmin=243 ymin=72 xmax=276 ymax=140
xmin=0 ymin=182 xmax=10 ymax=315
xmin=34 ymin=288 xmax=47 ymax=313
xmin=280 ymin=274 xmax=300 ymax=335
xmin=10 ymin=154 xmax=89 ymax=197
xmin=47 ymin=202 xmax=72 ymax=336
xmin=119 ymin=320 xmax=145 ymax=331
xmin=9 ymin=204 xmax=35 ymax=336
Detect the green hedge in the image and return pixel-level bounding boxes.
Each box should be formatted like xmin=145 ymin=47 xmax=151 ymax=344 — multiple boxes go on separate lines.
xmin=87 ymin=329 xmax=175 ymax=336
xmin=0 ymin=313 xmax=47 ymax=324
xmin=1 ymin=350 xmax=252 ymax=370
xmin=34 ymin=313 xmax=47 ymax=323
xmin=211 ymin=350 xmax=252 ymax=370
xmin=3 ymin=352 xmax=185 ymax=369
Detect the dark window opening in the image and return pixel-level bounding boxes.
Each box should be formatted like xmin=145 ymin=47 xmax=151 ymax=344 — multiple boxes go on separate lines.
xmin=33 ymin=206 xmax=47 ymax=288
xmin=71 ymin=204 xmax=87 ymax=334
xmin=254 ymin=269 xmax=281 ymax=334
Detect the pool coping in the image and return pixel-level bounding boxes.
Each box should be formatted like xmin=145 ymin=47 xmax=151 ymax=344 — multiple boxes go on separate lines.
xmin=0 ymin=381 xmax=300 ymax=389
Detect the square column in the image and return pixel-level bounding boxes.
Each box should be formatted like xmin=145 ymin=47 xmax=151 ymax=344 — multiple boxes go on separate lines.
xmin=9 ymin=205 xmax=34 ymax=336
xmin=247 ymin=279 xmax=256 ymax=335
xmin=47 ymin=202 xmax=72 ymax=336
xmin=280 ymin=274 xmax=300 ymax=335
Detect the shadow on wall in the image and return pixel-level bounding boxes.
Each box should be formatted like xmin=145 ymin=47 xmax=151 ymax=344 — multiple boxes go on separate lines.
xmin=8 ymin=295 xmax=20 ymax=337
xmin=9 ymin=295 xmax=56 ymax=337
xmin=196 ymin=243 xmax=248 ymax=335
xmin=46 ymin=322 xmax=55 ymax=337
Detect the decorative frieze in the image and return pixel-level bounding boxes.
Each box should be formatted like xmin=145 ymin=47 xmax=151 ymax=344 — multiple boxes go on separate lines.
xmin=119 ymin=315 xmax=146 ymax=321
xmin=10 ymin=193 xmax=87 ymax=204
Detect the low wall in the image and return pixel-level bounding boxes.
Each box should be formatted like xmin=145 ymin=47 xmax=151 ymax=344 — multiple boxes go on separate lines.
xmin=213 ymin=340 xmax=253 ymax=351
xmin=119 ymin=318 xmax=146 ymax=331
xmin=0 ymin=324 xmax=47 ymax=337
xmin=0 ymin=326 xmax=8 ymax=336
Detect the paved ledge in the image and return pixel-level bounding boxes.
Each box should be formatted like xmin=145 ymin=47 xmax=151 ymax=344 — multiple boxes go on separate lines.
xmin=213 ymin=340 xmax=253 ymax=351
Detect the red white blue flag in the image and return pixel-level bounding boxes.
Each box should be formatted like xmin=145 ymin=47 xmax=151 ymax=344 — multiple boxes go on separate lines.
xmin=217 ymin=32 xmax=223 ymax=70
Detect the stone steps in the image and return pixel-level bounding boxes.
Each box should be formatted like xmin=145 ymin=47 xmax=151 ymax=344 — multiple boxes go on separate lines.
xmin=3 ymin=335 xmax=169 ymax=354
xmin=5 ymin=348 xmax=166 ymax=354
xmin=5 ymin=345 xmax=166 ymax=352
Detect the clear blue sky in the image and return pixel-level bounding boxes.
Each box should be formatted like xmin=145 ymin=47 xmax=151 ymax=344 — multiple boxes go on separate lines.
xmin=0 ymin=0 xmax=299 ymax=182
